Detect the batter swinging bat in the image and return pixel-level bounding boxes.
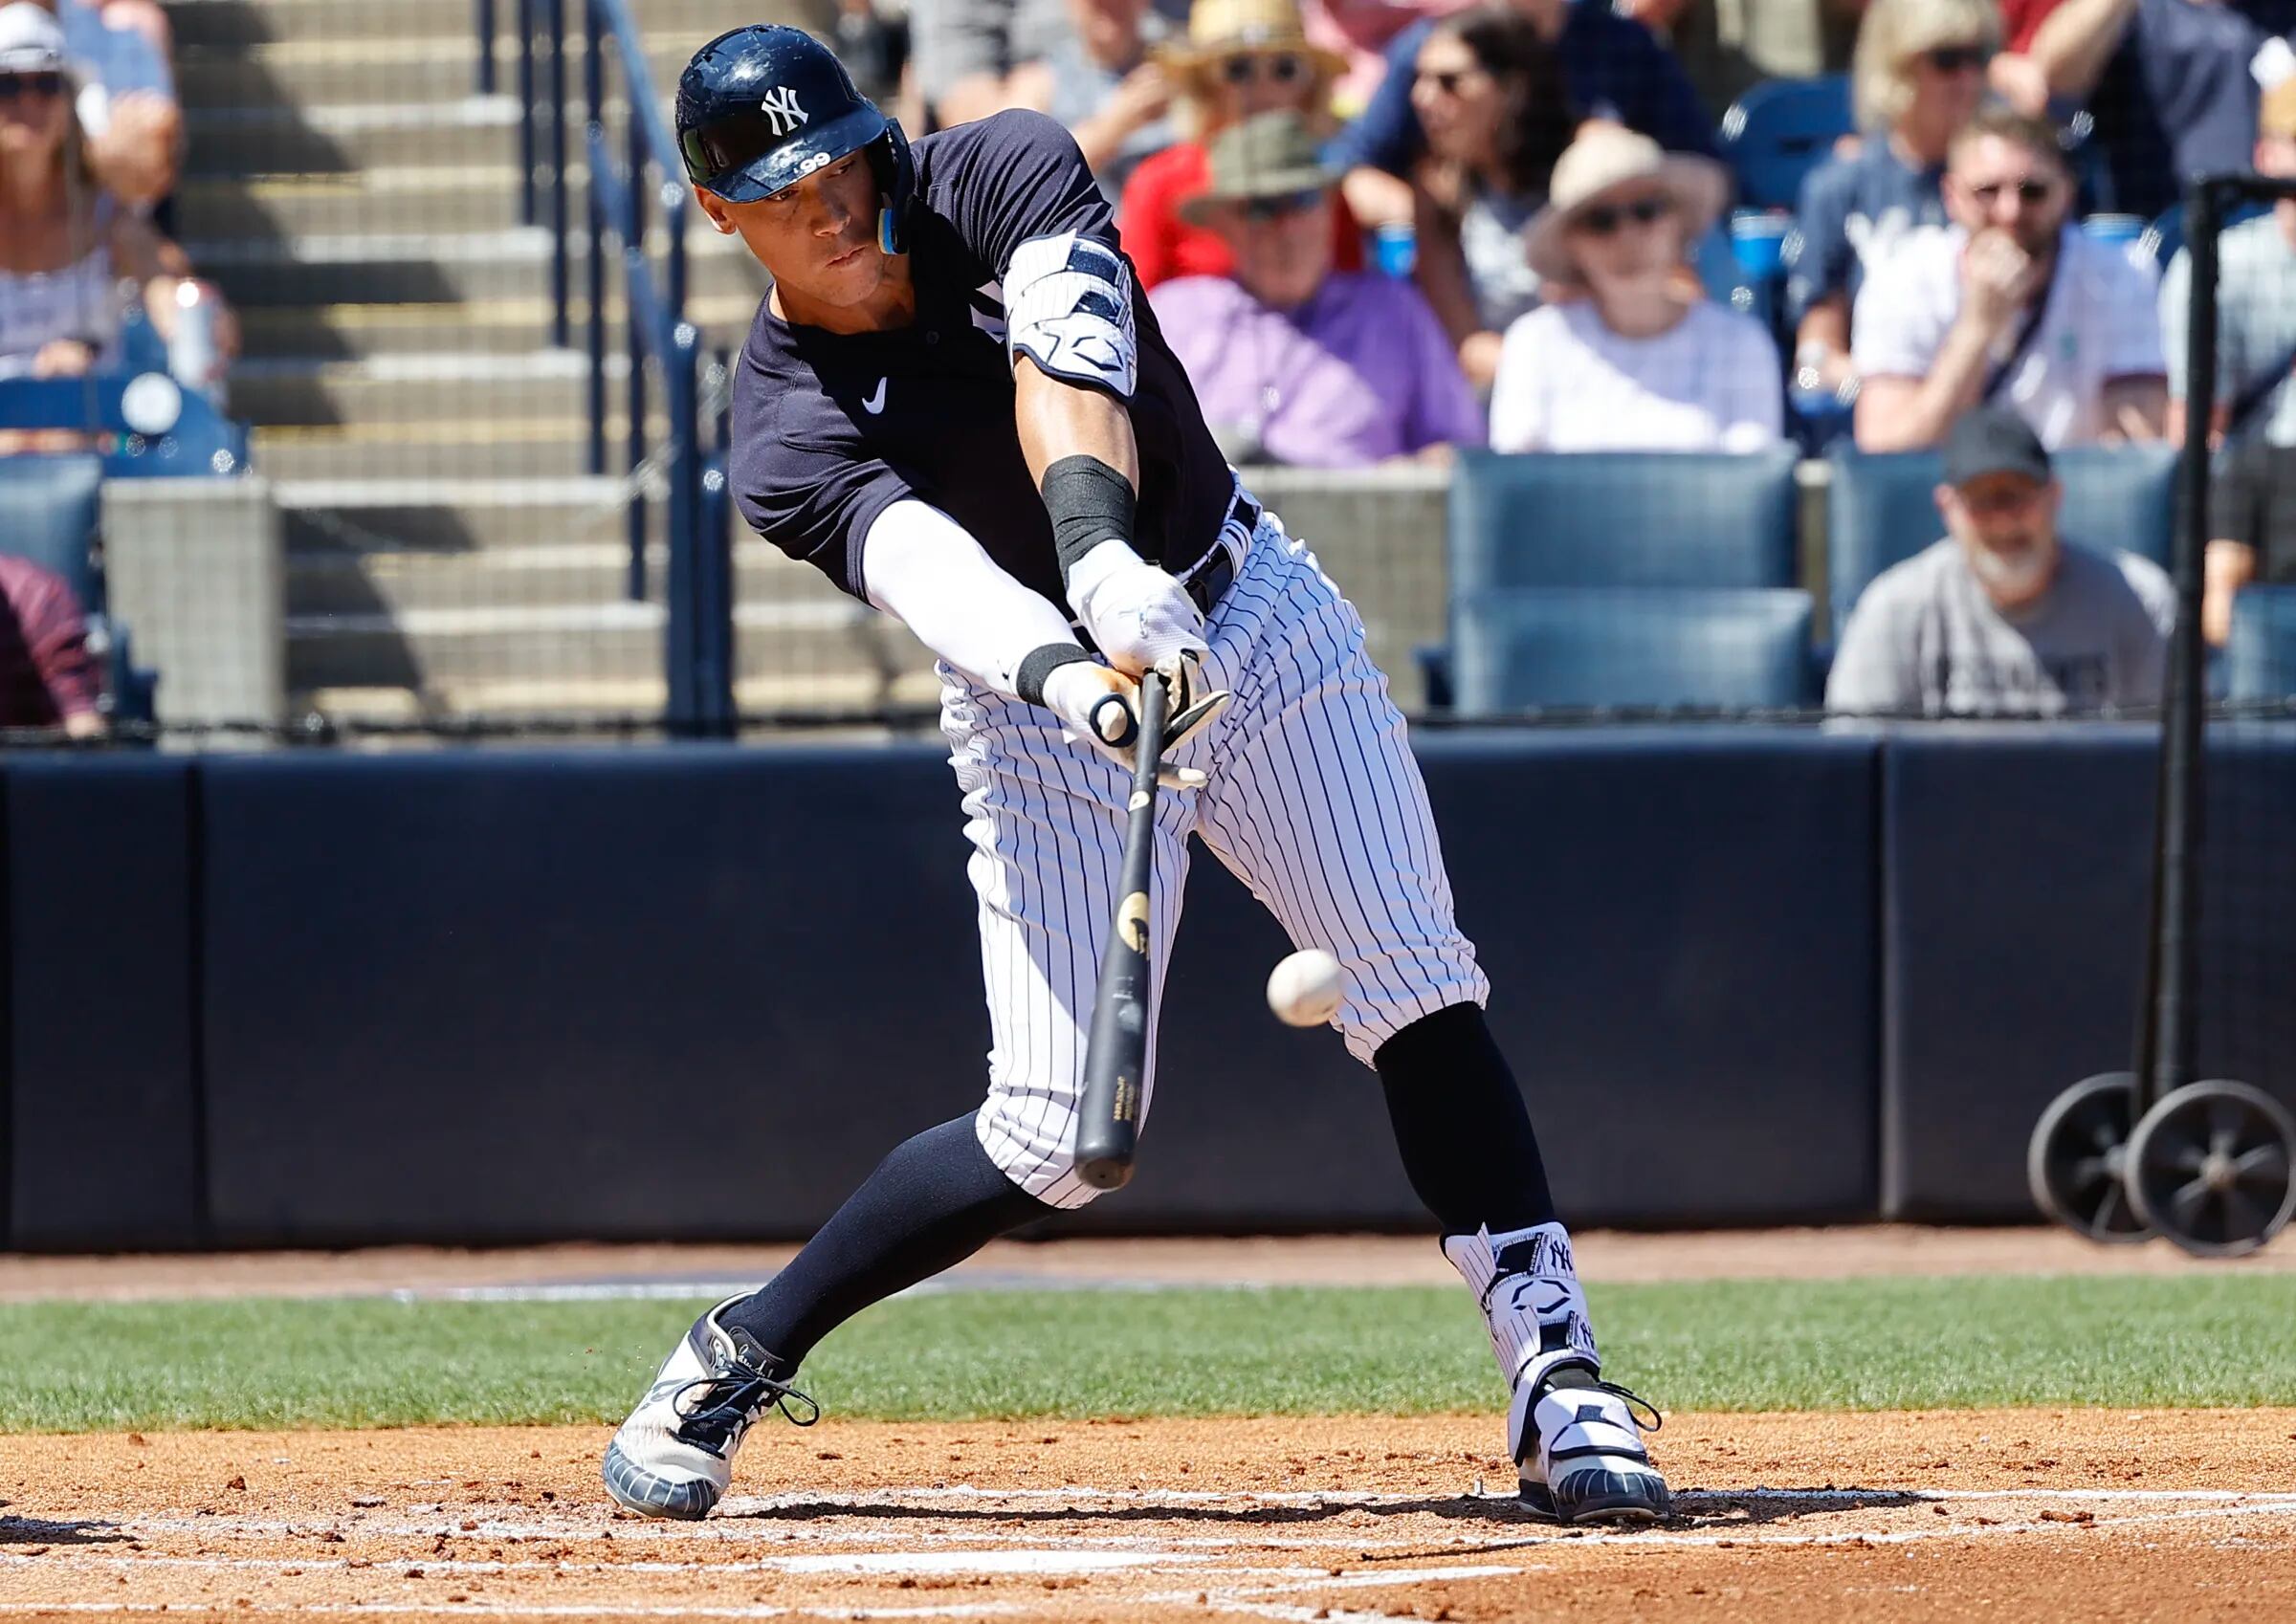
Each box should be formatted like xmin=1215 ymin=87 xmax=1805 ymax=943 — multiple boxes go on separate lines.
xmin=1074 ymin=669 xmax=1170 ymax=1191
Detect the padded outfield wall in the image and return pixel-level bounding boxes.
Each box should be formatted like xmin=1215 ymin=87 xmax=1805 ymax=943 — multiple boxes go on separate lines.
xmin=4 ymin=726 xmax=2278 ymax=1251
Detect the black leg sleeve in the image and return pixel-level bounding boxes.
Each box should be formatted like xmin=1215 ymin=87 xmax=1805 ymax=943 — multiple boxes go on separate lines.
xmin=1372 ymin=1002 xmax=1558 ymax=1236
xmin=719 ymin=1115 xmax=1049 ymax=1371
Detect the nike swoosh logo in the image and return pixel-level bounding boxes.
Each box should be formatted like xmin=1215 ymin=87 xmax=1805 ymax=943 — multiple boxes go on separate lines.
xmin=862 ymin=379 xmax=887 ymax=414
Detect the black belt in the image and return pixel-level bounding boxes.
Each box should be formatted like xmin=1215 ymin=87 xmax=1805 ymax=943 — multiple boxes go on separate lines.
xmin=1178 ymin=489 xmax=1257 ymax=616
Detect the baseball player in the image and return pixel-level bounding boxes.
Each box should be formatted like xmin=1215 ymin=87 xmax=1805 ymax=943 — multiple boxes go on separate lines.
xmin=603 ymin=24 xmax=1669 ymax=1526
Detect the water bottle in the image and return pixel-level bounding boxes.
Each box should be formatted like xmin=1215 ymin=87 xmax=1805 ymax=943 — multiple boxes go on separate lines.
xmin=167 ymin=279 xmax=223 ymax=404
xmin=1373 ymin=222 xmax=1416 ymax=279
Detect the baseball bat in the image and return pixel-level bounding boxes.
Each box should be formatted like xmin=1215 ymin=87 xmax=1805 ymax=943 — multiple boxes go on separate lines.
xmin=1074 ymin=669 xmax=1170 ymax=1191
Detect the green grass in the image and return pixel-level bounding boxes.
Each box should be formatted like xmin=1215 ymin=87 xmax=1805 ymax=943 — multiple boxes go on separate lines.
xmin=7 ymin=1276 xmax=2295 ymax=1433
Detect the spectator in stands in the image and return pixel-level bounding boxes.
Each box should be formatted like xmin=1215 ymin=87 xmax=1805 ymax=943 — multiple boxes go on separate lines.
xmin=2161 ymin=73 xmax=2296 ymax=643
xmin=0 ymin=3 xmax=235 ymax=449
xmin=1047 ymin=0 xmax=1181 ymax=202
xmin=2019 ymin=0 xmax=2282 ymax=220
xmin=0 ymin=551 xmax=101 ymax=736
xmin=1300 ymin=0 xmax=1476 ymax=114
xmin=1828 ymin=406 xmax=2175 ymax=714
xmin=1489 ymin=125 xmax=1780 ymax=449
xmin=1852 ymin=108 xmax=2164 ymax=450
xmin=1402 ymin=7 xmax=1578 ymax=386
xmin=1638 ymin=0 xmax=1866 ymax=120
xmin=1783 ymin=0 xmax=1997 ymax=398
xmin=1151 ymin=111 xmax=1483 ymax=464
xmin=1323 ymin=0 xmax=1719 ymax=236
xmin=25 ymin=0 xmax=178 ymax=208
xmin=1117 ymin=0 xmax=1368 ymax=290
xmin=911 ymin=0 xmax=1075 ymax=126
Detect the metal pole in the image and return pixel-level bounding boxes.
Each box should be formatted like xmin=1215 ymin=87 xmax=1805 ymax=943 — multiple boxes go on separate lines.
xmin=666 ymin=327 xmax=700 ymax=736
xmin=626 ymin=113 xmax=649 ymax=603
xmin=2139 ymin=176 xmax=2225 ymax=1108
xmin=475 ymin=0 xmax=497 ymax=94
xmin=516 ymin=0 xmax=536 ymax=225
xmin=584 ymin=0 xmax=607 ymax=478
xmin=544 ymin=0 xmax=569 ymax=348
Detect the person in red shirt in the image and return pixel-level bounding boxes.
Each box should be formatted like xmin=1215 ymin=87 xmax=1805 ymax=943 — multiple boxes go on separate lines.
xmin=0 ymin=552 xmax=103 ymax=736
xmin=1117 ymin=0 xmax=1369 ymax=287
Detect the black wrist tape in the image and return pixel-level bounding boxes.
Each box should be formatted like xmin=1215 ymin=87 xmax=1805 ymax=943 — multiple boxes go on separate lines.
xmin=1041 ymin=454 xmax=1138 ymax=583
xmin=1016 ymin=643 xmax=1093 ymax=707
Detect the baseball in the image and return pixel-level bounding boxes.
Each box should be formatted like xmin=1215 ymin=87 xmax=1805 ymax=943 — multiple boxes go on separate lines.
xmin=1267 ymin=949 xmax=1347 ymax=1027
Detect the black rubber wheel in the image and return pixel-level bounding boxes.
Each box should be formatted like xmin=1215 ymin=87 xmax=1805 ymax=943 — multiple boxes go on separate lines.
xmin=2124 ymin=1081 xmax=2296 ymax=1259
xmin=2026 ymin=1072 xmax=2152 ymax=1243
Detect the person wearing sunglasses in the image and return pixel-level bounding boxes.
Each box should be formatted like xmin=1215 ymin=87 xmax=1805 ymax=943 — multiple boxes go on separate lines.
xmin=1854 ymin=107 xmax=2164 ymax=450
xmin=1116 ymin=0 xmax=1370 ymax=290
xmin=1405 ymin=7 xmax=1577 ymax=387
xmin=1150 ymin=109 xmax=1481 ymax=465
xmin=1785 ymin=0 xmax=2002 ymax=403
xmin=24 ymin=0 xmax=181 ymax=209
xmin=1489 ymin=124 xmax=1779 ymax=450
xmin=0 ymin=1 xmax=233 ymax=447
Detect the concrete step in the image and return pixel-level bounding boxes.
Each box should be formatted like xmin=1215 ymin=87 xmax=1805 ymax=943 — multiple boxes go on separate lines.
xmin=188 ymin=228 xmax=768 ymax=308
xmin=178 ymin=34 xmax=693 ymax=110
xmin=251 ymin=420 xmax=651 ymax=479
xmin=276 ymin=475 xmax=646 ymax=552
xmin=178 ymin=167 xmax=529 ymax=238
xmin=285 ymin=599 xmax=935 ymax=690
xmin=232 ymin=294 xmax=760 ymax=361
xmin=168 ymin=0 xmax=830 ymax=48
xmin=183 ymin=99 xmax=522 ymax=177
xmin=227 ymin=352 xmax=601 ymax=427
xmin=285 ymin=540 xmax=831 ymax=614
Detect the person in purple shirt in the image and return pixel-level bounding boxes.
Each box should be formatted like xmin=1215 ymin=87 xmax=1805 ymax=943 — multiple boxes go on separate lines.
xmin=1325 ymin=0 xmax=1719 ymax=198
xmin=1152 ymin=110 xmax=1483 ymax=466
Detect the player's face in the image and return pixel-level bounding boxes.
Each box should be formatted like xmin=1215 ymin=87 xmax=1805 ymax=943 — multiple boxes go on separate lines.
xmin=1947 ymin=135 xmax=2068 ymax=259
xmin=697 ymin=152 xmax=893 ymax=312
xmin=1938 ymin=472 xmax=2063 ymax=606
xmin=1218 ymin=188 xmax=1333 ymax=308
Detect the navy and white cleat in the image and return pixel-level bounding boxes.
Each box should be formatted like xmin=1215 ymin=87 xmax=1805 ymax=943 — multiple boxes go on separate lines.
xmin=1515 ymin=1371 xmax=1671 ymax=1525
xmin=601 ymin=1295 xmax=817 ymax=1520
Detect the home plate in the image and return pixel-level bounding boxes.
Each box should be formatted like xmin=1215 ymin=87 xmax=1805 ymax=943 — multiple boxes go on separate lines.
xmin=774 ymin=1548 xmax=1203 ymax=1575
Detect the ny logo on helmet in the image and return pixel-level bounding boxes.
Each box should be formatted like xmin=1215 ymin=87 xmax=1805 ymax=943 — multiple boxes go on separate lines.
xmin=758 ymin=86 xmax=807 ymax=136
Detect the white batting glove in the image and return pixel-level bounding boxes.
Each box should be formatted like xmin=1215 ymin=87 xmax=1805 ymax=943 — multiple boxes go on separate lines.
xmin=1067 ymin=540 xmax=1208 ymax=682
xmin=1041 ymin=660 xmax=1230 ymax=790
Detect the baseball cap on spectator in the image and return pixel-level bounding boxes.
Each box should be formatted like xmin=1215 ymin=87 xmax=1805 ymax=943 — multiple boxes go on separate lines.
xmin=1942 ymin=405 xmax=2053 ymax=488
xmin=1177 ymin=110 xmax=1335 ymax=224
xmin=0 ymin=2 xmax=68 ymax=74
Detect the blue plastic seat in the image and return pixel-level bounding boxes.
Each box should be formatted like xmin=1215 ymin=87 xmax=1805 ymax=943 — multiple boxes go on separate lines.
xmin=2227 ymin=586 xmax=2296 ymax=702
xmin=1449 ymin=447 xmax=1801 ymax=593
xmin=0 ymin=453 xmax=104 ymax=610
xmin=1825 ymin=443 xmax=2176 ymax=630
xmin=1719 ymin=76 xmax=1853 ymax=214
xmin=1450 ymin=587 xmax=1816 ymax=715
xmin=0 ymin=375 xmax=250 ymax=478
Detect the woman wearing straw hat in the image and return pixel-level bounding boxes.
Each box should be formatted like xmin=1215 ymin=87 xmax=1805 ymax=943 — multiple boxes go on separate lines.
xmin=1116 ymin=0 xmax=1370 ymax=288
xmin=1489 ymin=124 xmax=1781 ymax=450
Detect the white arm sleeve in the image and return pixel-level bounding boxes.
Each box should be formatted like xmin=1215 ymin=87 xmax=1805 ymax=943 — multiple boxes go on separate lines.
xmin=862 ymin=498 xmax=1083 ymax=699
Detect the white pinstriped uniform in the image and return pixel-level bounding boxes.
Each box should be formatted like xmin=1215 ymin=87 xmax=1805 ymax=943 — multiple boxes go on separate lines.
xmin=940 ymin=489 xmax=1490 ymax=1209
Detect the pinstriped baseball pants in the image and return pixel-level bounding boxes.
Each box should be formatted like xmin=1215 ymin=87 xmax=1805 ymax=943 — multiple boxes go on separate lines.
xmin=938 ymin=500 xmax=1491 ymax=1210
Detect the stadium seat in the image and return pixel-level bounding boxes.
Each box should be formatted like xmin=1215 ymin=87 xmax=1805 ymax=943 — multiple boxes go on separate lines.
xmin=0 ymin=375 xmax=250 ymax=478
xmin=0 ymin=453 xmax=104 ymax=610
xmin=1450 ymin=587 xmax=1817 ymax=715
xmin=1718 ymin=76 xmax=1853 ymax=213
xmin=1448 ymin=447 xmax=1801 ymax=594
xmin=2227 ymin=586 xmax=2296 ymax=702
xmin=1825 ymin=443 xmax=2176 ymax=630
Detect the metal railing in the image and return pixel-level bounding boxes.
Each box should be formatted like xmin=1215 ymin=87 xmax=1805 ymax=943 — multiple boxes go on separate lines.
xmin=497 ymin=0 xmax=735 ymax=736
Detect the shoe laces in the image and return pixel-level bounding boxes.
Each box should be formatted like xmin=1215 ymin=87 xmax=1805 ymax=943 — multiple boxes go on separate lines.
xmin=672 ymin=1359 xmax=820 ymax=1455
xmin=1545 ymin=1374 xmax=1664 ymax=1436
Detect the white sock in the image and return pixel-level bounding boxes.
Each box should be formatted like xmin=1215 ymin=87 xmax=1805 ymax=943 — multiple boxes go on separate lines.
xmin=1442 ymin=1220 xmax=1600 ymax=1460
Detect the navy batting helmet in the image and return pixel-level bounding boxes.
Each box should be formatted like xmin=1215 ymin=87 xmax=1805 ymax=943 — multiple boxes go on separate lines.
xmin=676 ymin=25 xmax=916 ymax=252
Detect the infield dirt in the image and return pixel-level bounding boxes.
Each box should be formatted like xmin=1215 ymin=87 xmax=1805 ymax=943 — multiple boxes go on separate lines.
xmin=4 ymin=1410 xmax=2291 ymax=1622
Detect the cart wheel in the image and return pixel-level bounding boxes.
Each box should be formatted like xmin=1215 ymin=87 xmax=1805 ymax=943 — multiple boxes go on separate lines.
xmin=2124 ymin=1081 xmax=2296 ymax=1259
xmin=2027 ymin=1072 xmax=2152 ymax=1243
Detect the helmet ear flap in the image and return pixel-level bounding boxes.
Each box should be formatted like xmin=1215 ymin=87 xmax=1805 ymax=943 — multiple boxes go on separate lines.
xmin=867 ymin=118 xmax=916 ymax=253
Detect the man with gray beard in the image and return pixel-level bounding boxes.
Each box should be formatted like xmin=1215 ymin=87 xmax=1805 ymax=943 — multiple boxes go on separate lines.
xmin=1826 ymin=406 xmax=2176 ymax=716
